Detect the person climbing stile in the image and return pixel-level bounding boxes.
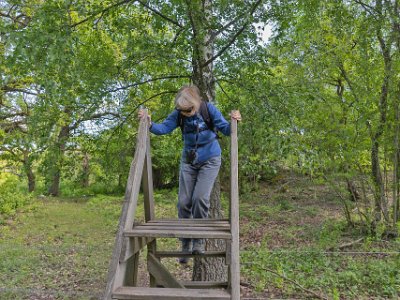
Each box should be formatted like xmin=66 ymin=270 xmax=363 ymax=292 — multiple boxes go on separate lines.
xmin=138 ymin=85 xmax=241 ymax=264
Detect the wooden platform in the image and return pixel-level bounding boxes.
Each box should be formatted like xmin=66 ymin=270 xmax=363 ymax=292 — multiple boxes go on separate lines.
xmin=125 ymin=219 xmax=232 ymax=239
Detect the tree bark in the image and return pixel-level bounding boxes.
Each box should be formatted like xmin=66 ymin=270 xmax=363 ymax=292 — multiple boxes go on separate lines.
xmin=369 ymin=7 xmax=392 ymax=223
xmin=389 ymin=0 xmax=400 ymax=225
xmin=192 ymin=177 xmax=228 ymax=282
xmin=346 ymin=178 xmax=360 ymax=202
xmin=82 ymin=152 xmax=90 ymax=188
xmin=393 ymin=82 xmax=400 ymax=226
xmin=370 ymin=137 xmax=385 ymax=222
xmin=22 ymin=151 xmax=35 ymax=193
xmin=187 ymin=0 xmax=226 ymax=282
xmin=47 ymin=124 xmax=69 ymax=196
xmin=27 ymin=167 xmax=35 ymax=193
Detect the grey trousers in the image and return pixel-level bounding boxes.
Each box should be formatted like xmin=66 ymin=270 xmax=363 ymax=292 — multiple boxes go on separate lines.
xmin=178 ymin=156 xmax=221 ymax=220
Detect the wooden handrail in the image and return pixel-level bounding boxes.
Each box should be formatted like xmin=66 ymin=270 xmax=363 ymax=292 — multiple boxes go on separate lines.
xmin=104 ymin=111 xmax=150 ymax=299
xmin=230 ymin=113 xmax=240 ymax=300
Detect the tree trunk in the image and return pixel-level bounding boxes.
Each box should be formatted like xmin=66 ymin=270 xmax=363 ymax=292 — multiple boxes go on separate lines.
xmin=186 ymin=0 xmax=226 ymax=282
xmin=370 ymin=138 xmax=385 ymax=223
xmin=118 ymin=173 xmax=123 ymax=191
xmin=369 ymin=12 xmax=392 ymax=224
xmin=390 ymin=0 xmax=400 ymax=226
xmin=82 ymin=152 xmax=90 ymax=188
xmin=47 ymin=124 xmax=69 ymax=196
xmin=47 ymin=170 xmax=61 ymax=196
xmin=27 ymin=168 xmax=35 ymax=193
xmin=192 ymin=177 xmax=228 ymax=281
xmin=23 ymin=151 xmax=35 ymax=193
xmin=393 ymin=83 xmax=400 ymax=226
xmin=346 ymin=178 xmax=360 ymax=202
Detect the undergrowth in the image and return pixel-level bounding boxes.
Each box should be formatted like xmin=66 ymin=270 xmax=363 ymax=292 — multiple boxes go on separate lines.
xmin=0 ymin=178 xmax=399 ymax=299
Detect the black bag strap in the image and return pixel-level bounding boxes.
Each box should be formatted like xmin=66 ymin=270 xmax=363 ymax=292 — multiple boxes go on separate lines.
xmin=199 ymin=101 xmax=214 ymax=131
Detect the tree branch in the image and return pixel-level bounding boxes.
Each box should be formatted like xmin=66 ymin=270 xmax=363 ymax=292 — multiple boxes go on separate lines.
xmin=212 ymin=7 xmax=250 ymax=38
xmin=105 ymin=74 xmax=191 ymax=94
xmin=137 ymin=0 xmax=183 ymax=28
xmin=215 ymin=79 xmax=239 ymax=106
xmin=104 ymin=90 xmax=177 ymax=155
xmin=351 ymin=0 xmax=379 ymax=17
xmin=70 ymin=112 xmax=121 ymax=130
xmin=263 ymin=267 xmax=329 ymax=300
xmin=71 ymin=0 xmax=135 ymax=28
xmin=172 ymin=26 xmax=188 ymax=45
xmin=0 ymin=11 xmax=30 ymax=27
xmin=203 ymin=24 xmax=247 ymax=67
xmin=0 ymin=146 xmax=26 ymax=164
xmin=338 ymin=62 xmax=360 ymax=105
xmin=1 ymin=85 xmax=38 ymax=96
xmin=0 ymin=120 xmax=27 ymax=133
xmin=0 ymin=112 xmax=28 ymax=120
xmin=328 ymin=238 xmax=365 ymax=251
xmin=202 ymin=0 xmax=263 ymax=67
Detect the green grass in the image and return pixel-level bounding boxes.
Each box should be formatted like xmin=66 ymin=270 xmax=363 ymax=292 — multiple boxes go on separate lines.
xmin=0 ymin=195 xmax=123 ymax=299
xmin=0 ymin=190 xmax=183 ymax=299
xmin=1 ymin=178 xmax=399 ymax=299
xmin=238 ymin=175 xmax=400 ymax=299
xmin=241 ymin=249 xmax=400 ymax=299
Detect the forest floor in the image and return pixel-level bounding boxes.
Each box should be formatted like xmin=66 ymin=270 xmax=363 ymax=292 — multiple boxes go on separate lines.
xmin=0 ymin=172 xmax=399 ymax=299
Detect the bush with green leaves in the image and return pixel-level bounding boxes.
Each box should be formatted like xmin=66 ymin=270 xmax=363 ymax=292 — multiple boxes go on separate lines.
xmin=0 ymin=177 xmax=32 ymax=221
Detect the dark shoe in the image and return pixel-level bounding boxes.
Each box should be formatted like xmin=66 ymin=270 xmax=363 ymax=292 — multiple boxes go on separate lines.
xmin=178 ymin=257 xmax=189 ymax=264
xmin=192 ymin=239 xmax=205 ymax=255
xmin=181 ymin=239 xmax=192 ymax=253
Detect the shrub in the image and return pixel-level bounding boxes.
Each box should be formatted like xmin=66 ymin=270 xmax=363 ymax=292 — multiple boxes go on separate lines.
xmin=0 ymin=177 xmax=32 ymax=221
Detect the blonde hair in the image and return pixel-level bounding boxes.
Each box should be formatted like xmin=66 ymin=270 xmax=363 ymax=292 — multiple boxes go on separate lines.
xmin=175 ymin=85 xmax=202 ymax=112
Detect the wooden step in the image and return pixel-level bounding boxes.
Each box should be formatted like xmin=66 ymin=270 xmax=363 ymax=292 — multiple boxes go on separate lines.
xmin=155 ymin=250 xmax=226 ymax=258
xmin=181 ymin=281 xmax=229 ymax=289
xmin=146 ymin=218 xmax=230 ymax=225
xmin=112 ymin=287 xmax=231 ymax=300
xmin=124 ymin=220 xmax=232 ymax=239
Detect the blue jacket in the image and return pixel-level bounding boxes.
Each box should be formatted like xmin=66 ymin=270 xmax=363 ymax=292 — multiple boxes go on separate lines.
xmin=149 ymin=103 xmax=231 ymax=163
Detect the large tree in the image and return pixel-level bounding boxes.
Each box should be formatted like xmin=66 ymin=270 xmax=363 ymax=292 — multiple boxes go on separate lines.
xmin=70 ymin=0 xmax=266 ymax=280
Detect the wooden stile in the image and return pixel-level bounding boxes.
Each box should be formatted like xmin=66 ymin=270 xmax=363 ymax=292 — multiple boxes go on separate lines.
xmin=104 ymin=110 xmax=240 ymax=300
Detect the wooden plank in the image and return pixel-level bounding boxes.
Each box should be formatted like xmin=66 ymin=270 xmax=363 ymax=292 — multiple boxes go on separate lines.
xmin=104 ymin=111 xmax=149 ymax=300
xmin=132 ymin=237 xmax=154 ymax=256
xmin=124 ymin=229 xmax=232 ymax=239
xmin=147 ymin=253 xmax=185 ymax=288
xmin=141 ymin=126 xmax=157 ymax=286
xmin=119 ymin=237 xmax=154 ymax=263
xmin=132 ymin=225 xmax=230 ymax=232
xmin=142 ymin=132 xmax=155 ymax=222
xmin=112 ymin=287 xmax=231 ymax=300
xmin=148 ymin=218 xmax=229 ymax=223
xmin=123 ymin=253 xmax=139 ymax=286
xmin=139 ymin=223 xmax=230 ymax=228
xmin=180 ymin=281 xmax=228 ymax=289
xmin=230 ymin=115 xmax=240 ymax=300
xmin=225 ymin=240 xmax=232 ymax=266
xmin=155 ymin=250 xmax=226 ymax=258
xmin=123 ymin=112 xmax=149 ymax=232
xmin=147 ymin=240 xmax=157 ymax=287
